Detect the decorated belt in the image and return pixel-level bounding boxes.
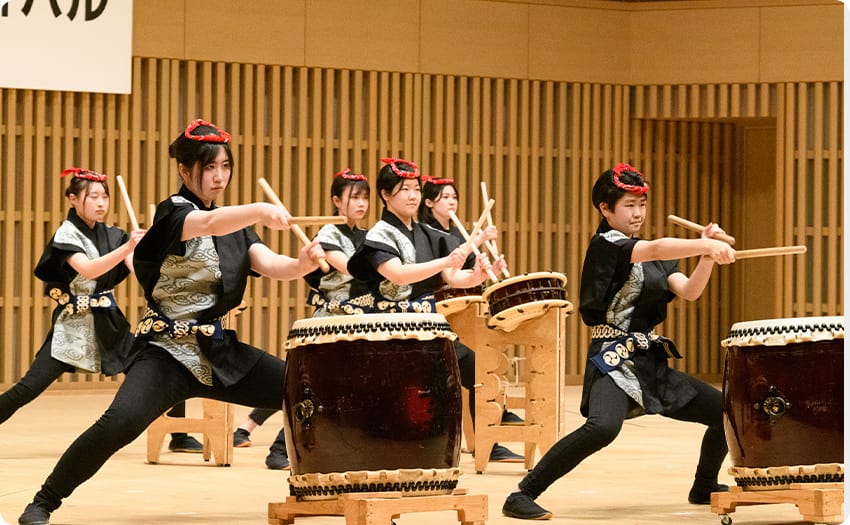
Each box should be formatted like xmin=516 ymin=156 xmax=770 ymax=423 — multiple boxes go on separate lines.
xmin=135 ymin=309 xmax=224 ymax=340
xmin=49 ymin=287 xmax=116 ymax=315
xmin=589 ymin=324 xmax=681 ymax=374
xmin=308 ymin=289 xmax=436 ymax=315
xmin=307 ymin=289 xmax=375 ymax=316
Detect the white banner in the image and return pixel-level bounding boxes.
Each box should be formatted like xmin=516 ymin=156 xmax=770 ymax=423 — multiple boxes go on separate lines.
xmin=0 ymin=0 xmax=132 ymax=94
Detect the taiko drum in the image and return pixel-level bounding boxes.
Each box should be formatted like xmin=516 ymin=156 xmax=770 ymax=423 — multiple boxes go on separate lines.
xmin=282 ymin=313 xmax=463 ymax=499
xmin=721 ymin=316 xmax=844 ymax=486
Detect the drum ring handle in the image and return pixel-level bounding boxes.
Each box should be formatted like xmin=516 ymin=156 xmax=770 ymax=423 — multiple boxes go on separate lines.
xmin=294 ymin=399 xmax=315 ymax=423
xmin=755 ymin=385 xmax=790 ymax=424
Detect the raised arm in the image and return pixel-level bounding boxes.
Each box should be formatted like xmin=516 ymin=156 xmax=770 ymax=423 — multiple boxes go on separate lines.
xmin=248 ymin=240 xmax=324 ymax=281
xmin=181 ymin=203 xmax=290 ymax=241
xmin=641 ymin=222 xmax=735 ymax=301
xmin=67 ymin=228 xmax=147 ymax=279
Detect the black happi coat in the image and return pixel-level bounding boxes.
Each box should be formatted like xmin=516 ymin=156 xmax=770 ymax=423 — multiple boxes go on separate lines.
xmin=132 ymin=186 xmax=266 ymax=386
xmin=578 ymin=219 xmax=696 ymax=417
xmin=348 ymin=209 xmax=461 ymax=301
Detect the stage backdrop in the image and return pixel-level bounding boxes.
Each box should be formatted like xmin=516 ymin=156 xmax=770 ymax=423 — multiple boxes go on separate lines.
xmin=0 ymin=0 xmax=132 ymax=94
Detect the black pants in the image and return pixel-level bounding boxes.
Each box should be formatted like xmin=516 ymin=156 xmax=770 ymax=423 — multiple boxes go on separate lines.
xmin=518 ymin=371 xmax=727 ymax=498
xmin=32 ymin=345 xmax=286 ymax=511
xmin=0 ymin=343 xmax=188 ymax=424
xmin=455 ymin=340 xmax=475 ymax=422
xmin=247 ymin=406 xmax=279 ymax=425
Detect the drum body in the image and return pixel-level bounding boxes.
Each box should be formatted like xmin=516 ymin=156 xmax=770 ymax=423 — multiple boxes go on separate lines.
xmin=482 ymin=271 xmax=573 ymax=331
xmin=283 ymin=313 xmax=463 ymax=499
xmin=434 ymin=284 xmax=484 ymax=317
xmin=722 ymin=316 xmax=844 ymax=486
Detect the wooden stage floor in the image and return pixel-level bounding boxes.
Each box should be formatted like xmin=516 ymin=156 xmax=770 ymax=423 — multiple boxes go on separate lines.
xmin=0 ymin=386 xmax=836 ymax=525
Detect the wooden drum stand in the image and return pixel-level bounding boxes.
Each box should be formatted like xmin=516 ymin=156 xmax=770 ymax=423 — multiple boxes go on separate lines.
xmin=446 ymin=299 xmax=571 ymax=474
xmin=711 ymin=465 xmax=844 ymax=525
xmin=268 ymin=488 xmax=486 ymax=525
xmin=711 ymin=484 xmax=844 ymax=525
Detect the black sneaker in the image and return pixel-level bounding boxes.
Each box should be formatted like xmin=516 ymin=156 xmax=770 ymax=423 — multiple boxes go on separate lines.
xmin=233 ymin=428 xmax=252 ymax=448
xmin=501 ymin=411 xmax=525 ymax=425
xmin=490 ymin=444 xmax=524 ymax=463
xmin=168 ymin=433 xmax=203 ymax=453
xmin=265 ymin=429 xmax=290 ymax=470
xmin=502 ymin=491 xmax=552 ymax=520
xmin=688 ymin=483 xmax=729 ymax=504
xmin=18 ymin=502 xmax=51 ymax=525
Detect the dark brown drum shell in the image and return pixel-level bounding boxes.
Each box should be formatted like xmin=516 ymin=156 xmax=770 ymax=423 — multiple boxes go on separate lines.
xmin=722 ymin=339 xmax=843 ymax=468
xmin=484 ymin=275 xmax=566 ymax=316
xmin=283 ymin=334 xmax=462 ymax=475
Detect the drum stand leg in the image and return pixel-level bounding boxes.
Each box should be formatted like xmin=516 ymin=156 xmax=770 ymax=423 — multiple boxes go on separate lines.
xmin=456 ymin=307 xmax=567 ymax=474
xmin=268 ymin=488 xmax=487 ymax=525
xmin=145 ymin=398 xmax=234 ymax=466
xmin=711 ymin=484 xmax=844 ymax=524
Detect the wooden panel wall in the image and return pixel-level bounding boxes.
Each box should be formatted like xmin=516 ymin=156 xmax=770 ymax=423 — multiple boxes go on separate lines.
xmin=0 ymin=61 xmax=842 ymax=389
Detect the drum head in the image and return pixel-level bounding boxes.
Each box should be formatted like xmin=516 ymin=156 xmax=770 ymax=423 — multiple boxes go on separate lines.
xmin=483 ymin=272 xmax=573 ymax=332
xmin=722 ymin=316 xmax=844 ymax=347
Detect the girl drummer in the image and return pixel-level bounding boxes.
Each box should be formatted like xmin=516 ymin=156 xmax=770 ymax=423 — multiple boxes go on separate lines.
xmin=305 ymin=167 xmax=372 ymax=316
xmin=347 ymin=157 xmax=501 ymax=314
xmin=419 ymin=175 xmax=525 ymax=463
xmin=0 ymin=168 xmax=146 ymax=424
xmin=502 ymin=163 xmax=735 ymax=520
xmin=17 ymin=119 xmax=324 ymax=525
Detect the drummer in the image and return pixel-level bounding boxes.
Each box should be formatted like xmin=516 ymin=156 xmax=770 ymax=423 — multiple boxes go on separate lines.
xmin=232 ymin=168 xmax=372 ymax=466
xmin=348 ymin=157 xmax=502 ymax=314
xmin=17 ymin=118 xmax=325 ymax=525
xmin=501 ymin=163 xmax=736 ymax=520
xmin=419 ymin=175 xmax=525 ymax=463
xmin=304 ymin=167 xmax=372 ymax=316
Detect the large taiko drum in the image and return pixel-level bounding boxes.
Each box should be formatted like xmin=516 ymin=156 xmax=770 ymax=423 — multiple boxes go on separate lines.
xmin=481 ymin=271 xmax=573 ymax=331
xmin=721 ymin=316 xmax=844 ymax=489
xmin=282 ymin=313 xmax=463 ymax=500
xmin=434 ymin=284 xmax=485 ymax=317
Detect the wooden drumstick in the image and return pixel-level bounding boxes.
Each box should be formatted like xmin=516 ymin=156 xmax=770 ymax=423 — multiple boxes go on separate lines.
xmin=480 ymin=181 xmax=511 ymax=277
xmin=467 ymin=199 xmax=496 ymax=241
xmin=258 ymin=178 xmax=331 ymax=273
xmin=668 ymin=214 xmax=736 ymax=245
xmin=734 ymin=245 xmax=807 ymax=259
xmin=479 ymin=183 xmax=509 ymax=277
xmin=148 ymin=204 xmax=156 ymax=226
xmin=115 ymin=175 xmax=140 ymax=231
xmin=286 ymin=215 xmax=347 ymax=226
xmin=448 ymin=210 xmax=499 ymax=282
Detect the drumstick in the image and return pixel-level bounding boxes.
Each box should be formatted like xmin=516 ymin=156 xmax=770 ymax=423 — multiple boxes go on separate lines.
xmin=258 ymin=178 xmax=331 ymax=273
xmin=668 ymin=214 xmax=736 ymax=245
xmin=287 ymin=215 xmax=347 ymax=226
xmin=467 ymin=199 xmax=496 ymax=242
xmin=480 ymin=182 xmax=511 ymax=277
xmin=448 ymin=210 xmax=499 ymax=282
xmin=734 ymin=245 xmax=807 ymax=259
xmin=115 ymin=175 xmax=140 ymax=230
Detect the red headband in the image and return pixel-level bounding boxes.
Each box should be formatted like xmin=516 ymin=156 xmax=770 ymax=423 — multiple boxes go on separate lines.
xmin=612 ymin=163 xmax=649 ymax=194
xmin=381 ymin=157 xmax=419 ymax=179
xmin=422 ymin=175 xmax=454 ymax=186
xmin=60 ymin=168 xmax=107 ymax=182
xmin=334 ymin=168 xmax=367 ymax=182
xmin=184 ymin=119 xmax=231 ymax=144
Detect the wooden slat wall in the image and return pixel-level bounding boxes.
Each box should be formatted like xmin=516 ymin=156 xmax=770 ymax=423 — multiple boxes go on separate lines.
xmin=0 ymin=62 xmax=842 ymax=389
